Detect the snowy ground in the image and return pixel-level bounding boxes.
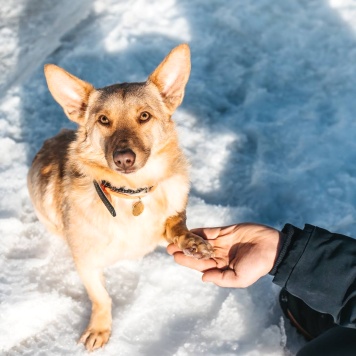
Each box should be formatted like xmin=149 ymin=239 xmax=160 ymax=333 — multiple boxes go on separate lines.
xmin=1 ymin=0 xmax=356 ymax=355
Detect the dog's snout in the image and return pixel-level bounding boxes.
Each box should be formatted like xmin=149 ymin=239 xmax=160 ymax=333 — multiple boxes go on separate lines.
xmin=113 ymin=149 xmax=136 ymax=169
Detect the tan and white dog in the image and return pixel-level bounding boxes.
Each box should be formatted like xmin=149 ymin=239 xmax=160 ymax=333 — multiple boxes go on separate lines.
xmin=27 ymin=44 xmax=213 ymax=351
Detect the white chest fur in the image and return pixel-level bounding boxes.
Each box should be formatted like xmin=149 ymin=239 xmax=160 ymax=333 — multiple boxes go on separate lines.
xmin=67 ymin=175 xmax=189 ymax=268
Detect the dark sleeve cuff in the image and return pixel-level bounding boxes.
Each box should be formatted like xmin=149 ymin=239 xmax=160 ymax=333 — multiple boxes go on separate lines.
xmin=269 ymin=223 xmax=295 ymax=276
xmin=269 ymin=223 xmax=314 ymax=285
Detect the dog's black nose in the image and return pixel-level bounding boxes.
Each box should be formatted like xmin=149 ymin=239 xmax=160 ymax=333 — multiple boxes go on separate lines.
xmin=113 ymin=149 xmax=136 ymax=169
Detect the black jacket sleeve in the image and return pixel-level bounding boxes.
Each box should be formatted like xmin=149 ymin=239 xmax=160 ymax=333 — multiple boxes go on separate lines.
xmin=270 ymin=224 xmax=356 ymax=328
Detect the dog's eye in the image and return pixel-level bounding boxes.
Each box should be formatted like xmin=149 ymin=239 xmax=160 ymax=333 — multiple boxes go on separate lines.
xmin=139 ymin=111 xmax=151 ymax=122
xmin=98 ymin=115 xmax=110 ymax=126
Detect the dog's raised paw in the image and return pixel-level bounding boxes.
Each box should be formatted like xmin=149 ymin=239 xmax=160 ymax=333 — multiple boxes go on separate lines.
xmin=79 ymin=328 xmax=111 ymax=351
xmin=181 ymin=232 xmax=214 ymax=260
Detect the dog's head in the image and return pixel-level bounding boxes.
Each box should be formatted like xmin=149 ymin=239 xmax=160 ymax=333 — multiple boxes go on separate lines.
xmin=44 ymin=44 xmax=190 ymax=177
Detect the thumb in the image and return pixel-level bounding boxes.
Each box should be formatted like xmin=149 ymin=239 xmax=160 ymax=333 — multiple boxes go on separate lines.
xmin=190 ymin=227 xmax=222 ymax=240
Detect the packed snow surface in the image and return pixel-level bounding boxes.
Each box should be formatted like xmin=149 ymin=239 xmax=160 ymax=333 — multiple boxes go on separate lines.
xmin=2 ymin=0 xmax=356 ymax=355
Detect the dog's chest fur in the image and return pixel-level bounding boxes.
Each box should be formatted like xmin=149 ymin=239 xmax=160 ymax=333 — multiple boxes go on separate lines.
xmin=66 ymin=175 xmax=188 ymax=266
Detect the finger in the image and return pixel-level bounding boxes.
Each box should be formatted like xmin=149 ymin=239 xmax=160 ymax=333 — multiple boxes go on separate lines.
xmin=173 ymin=251 xmax=217 ymax=272
xmin=202 ymin=268 xmax=250 ymax=288
xmin=190 ymin=227 xmax=222 ymax=240
xmin=190 ymin=225 xmax=239 ymax=244
xmin=168 ymin=244 xmax=228 ymax=269
xmin=167 ymin=243 xmax=181 ymax=255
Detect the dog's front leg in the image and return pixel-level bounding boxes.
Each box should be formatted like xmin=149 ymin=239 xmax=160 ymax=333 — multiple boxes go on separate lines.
xmin=165 ymin=212 xmax=214 ymax=259
xmin=76 ymin=264 xmax=112 ymax=351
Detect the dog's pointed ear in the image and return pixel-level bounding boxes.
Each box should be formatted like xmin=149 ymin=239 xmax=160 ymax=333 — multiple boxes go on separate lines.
xmin=148 ymin=44 xmax=191 ymax=113
xmin=44 ymin=64 xmax=94 ymax=124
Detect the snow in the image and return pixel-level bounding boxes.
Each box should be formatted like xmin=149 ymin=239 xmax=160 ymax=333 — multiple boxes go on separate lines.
xmin=1 ymin=0 xmax=356 ymax=354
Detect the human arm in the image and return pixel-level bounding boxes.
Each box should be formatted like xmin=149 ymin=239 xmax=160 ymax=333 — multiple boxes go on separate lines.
xmin=167 ymin=223 xmax=356 ymax=327
xmin=272 ymin=224 xmax=356 ymax=328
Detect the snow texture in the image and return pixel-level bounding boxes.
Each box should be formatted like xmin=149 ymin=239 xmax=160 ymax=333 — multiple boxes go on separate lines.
xmin=1 ymin=0 xmax=356 ymax=355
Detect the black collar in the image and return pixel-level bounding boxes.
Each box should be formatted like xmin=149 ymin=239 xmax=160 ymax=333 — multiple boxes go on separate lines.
xmin=101 ymin=180 xmax=154 ymax=195
xmin=94 ymin=181 xmax=116 ymax=217
xmin=93 ymin=180 xmax=156 ymax=217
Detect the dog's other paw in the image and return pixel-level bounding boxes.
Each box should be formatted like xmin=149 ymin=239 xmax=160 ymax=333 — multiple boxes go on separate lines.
xmin=79 ymin=327 xmax=111 ymax=351
xmin=180 ymin=232 xmax=214 ymax=259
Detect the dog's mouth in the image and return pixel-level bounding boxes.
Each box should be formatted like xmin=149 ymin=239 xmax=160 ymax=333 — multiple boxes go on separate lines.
xmin=115 ymin=167 xmax=137 ymax=174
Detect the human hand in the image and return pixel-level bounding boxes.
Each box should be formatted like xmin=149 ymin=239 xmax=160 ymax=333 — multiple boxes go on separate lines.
xmin=167 ymin=223 xmax=282 ymax=288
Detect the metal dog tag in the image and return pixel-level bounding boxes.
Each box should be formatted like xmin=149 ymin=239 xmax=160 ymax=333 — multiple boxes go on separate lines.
xmin=132 ymin=199 xmax=144 ymax=216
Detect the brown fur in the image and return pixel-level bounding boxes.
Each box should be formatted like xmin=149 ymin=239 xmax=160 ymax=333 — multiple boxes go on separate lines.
xmin=27 ymin=44 xmax=213 ymax=351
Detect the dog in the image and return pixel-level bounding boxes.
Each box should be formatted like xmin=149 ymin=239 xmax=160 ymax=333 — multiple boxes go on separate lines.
xmin=27 ymin=44 xmax=213 ymax=351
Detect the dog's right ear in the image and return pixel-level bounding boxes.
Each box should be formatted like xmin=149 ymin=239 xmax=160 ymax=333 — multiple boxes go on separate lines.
xmin=44 ymin=64 xmax=94 ymax=124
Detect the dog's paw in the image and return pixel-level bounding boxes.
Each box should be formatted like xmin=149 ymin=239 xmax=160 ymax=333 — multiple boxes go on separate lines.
xmin=180 ymin=232 xmax=214 ymax=259
xmin=79 ymin=327 xmax=111 ymax=351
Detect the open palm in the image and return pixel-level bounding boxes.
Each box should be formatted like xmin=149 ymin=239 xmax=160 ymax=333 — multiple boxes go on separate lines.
xmin=167 ymin=223 xmax=282 ymax=288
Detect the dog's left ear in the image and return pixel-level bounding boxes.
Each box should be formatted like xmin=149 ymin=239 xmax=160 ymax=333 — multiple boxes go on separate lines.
xmin=148 ymin=44 xmax=191 ymax=114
